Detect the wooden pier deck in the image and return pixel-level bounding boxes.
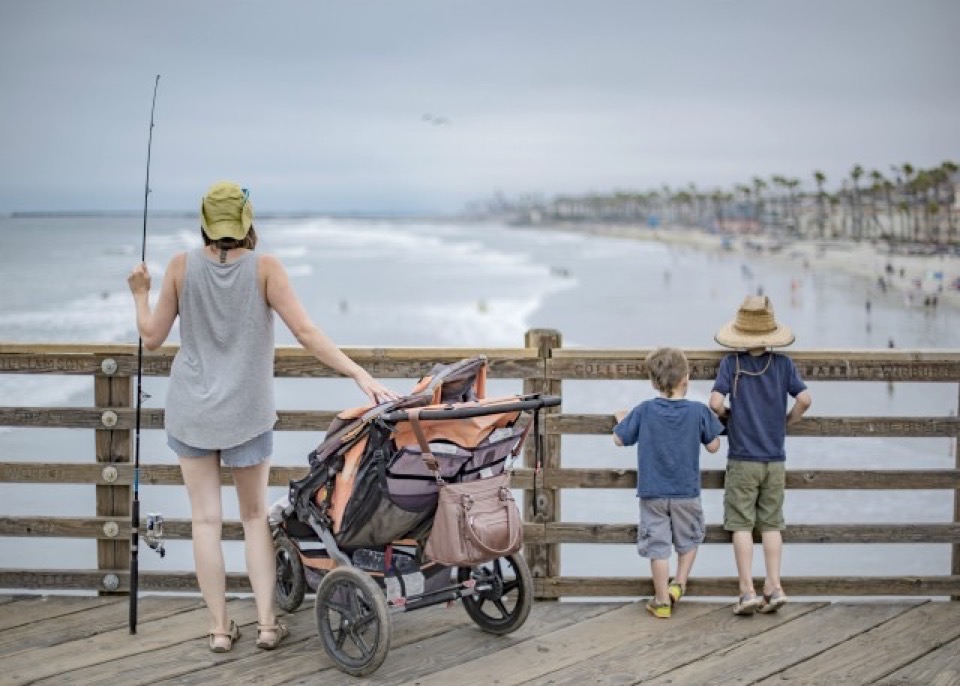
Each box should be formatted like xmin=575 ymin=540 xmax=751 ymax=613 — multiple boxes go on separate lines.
xmin=1 ymin=595 xmax=958 ymax=685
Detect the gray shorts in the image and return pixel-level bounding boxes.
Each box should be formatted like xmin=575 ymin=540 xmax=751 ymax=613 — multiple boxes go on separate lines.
xmin=166 ymin=431 xmax=273 ymax=468
xmin=637 ymin=497 xmax=705 ymax=560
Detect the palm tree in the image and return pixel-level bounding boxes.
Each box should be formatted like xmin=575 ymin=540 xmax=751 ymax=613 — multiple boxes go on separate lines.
xmin=785 ymin=178 xmax=801 ymax=236
xmin=849 ymin=165 xmax=864 ymax=241
xmin=711 ymin=189 xmax=733 ymax=232
xmin=939 ymin=160 xmax=958 ymax=243
xmin=752 ymin=177 xmax=767 ymax=231
xmin=813 ymin=171 xmax=827 ymax=239
xmin=899 ymin=163 xmax=917 ymax=241
xmin=771 ymin=175 xmax=788 ymax=233
xmin=735 ymin=184 xmax=753 ymax=233
xmin=870 ymin=169 xmax=895 ymax=242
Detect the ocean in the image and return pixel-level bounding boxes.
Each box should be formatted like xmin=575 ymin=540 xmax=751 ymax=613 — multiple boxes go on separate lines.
xmin=1 ymin=214 xmax=958 ymax=588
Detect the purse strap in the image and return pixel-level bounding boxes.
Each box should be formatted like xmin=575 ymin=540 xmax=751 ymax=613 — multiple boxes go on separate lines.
xmin=460 ymin=483 xmax=522 ymax=557
xmin=407 ymin=408 xmax=441 ymax=479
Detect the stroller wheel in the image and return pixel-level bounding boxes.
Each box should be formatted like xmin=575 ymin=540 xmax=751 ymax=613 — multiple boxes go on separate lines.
xmin=315 ymin=566 xmax=390 ymax=676
xmin=458 ymin=553 xmax=533 ymax=635
xmin=274 ymin=531 xmax=306 ymax=613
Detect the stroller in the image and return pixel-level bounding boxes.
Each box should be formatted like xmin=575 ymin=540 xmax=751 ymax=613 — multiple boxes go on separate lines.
xmin=272 ymin=356 xmax=560 ymax=676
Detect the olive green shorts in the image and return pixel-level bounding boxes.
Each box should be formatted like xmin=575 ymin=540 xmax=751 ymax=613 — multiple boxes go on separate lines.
xmin=723 ymin=459 xmax=786 ymax=531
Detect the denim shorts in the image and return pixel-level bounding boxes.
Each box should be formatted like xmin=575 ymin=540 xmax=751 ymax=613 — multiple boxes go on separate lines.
xmin=637 ymin=497 xmax=705 ymax=560
xmin=166 ymin=431 xmax=273 ymax=468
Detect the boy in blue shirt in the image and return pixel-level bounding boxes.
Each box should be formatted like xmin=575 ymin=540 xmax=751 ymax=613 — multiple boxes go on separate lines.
xmin=709 ymin=296 xmax=812 ymax=616
xmin=614 ymin=347 xmax=723 ymax=618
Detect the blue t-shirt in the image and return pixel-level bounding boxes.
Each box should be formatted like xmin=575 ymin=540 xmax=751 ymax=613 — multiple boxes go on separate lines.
xmin=711 ymin=352 xmax=807 ymax=462
xmin=614 ymin=398 xmax=723 ymax=499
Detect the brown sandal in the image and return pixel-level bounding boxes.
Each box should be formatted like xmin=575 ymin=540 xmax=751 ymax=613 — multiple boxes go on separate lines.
xmin=208 ymin=620 xmax=241 ymax=653
xmin=256 ymin=621 xmax=289 ymax=650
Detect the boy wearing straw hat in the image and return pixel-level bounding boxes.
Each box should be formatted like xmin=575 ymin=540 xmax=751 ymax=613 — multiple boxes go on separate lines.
xmin=709 ymin=296 xmax=812 ymax=616
xmin=613 ymin=347 xmax=724 ymax=619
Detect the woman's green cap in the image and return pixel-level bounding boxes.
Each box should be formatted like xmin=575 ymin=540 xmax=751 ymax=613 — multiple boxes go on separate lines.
xmin=200 ymin=181 xmax=253 ymax=240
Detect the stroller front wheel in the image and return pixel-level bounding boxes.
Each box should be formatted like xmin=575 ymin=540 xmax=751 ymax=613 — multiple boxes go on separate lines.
xmin=315 ymin=566 xmax=391 ymax=677
xmin=274 ymin=531 xmax=306 ymax=613
xmin=458 ymin=553 xmax=533 ymax=635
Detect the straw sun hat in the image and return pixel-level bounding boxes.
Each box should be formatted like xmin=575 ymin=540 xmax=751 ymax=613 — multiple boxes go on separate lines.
xmin=714 ymin=295 xmax=795 ymax=349
xmin=200 ymin=181 xmax=253 ymax=240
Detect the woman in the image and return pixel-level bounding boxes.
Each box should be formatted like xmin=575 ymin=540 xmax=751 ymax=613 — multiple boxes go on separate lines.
xmin=128 ymin=181 xmax=398 ymax=652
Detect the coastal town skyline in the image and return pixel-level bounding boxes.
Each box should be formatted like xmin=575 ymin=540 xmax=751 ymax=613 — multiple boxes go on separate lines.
xmin=1 ymin=1 xmax=958 ymax=214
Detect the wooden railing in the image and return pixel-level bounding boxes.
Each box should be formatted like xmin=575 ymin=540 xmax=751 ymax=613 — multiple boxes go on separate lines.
xmin=1 ymin=331 xmax=959 ymax=599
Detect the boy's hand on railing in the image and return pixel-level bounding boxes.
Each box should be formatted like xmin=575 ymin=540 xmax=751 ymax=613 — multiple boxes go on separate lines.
xmin=613 ymin=409 xmax=627 ymax=424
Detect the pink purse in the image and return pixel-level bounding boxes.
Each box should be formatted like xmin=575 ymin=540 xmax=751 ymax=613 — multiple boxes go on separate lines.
xmin=425 ymin=471 xmax=523 ymax=566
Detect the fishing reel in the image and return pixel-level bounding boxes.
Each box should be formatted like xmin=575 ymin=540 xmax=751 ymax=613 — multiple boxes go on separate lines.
xmin=146 ymin=512 xmax=166 ymax=558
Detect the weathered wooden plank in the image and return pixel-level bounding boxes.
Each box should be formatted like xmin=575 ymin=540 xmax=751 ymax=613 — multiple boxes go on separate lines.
xmin=0 ymin=346 xmax=540 ymax=378
xmin=0 ymin=596 xmax=122 ymax=632
xmin=640 ymin=602 xmax=918 ymax=686
xmin=181 ymin=603 xmax=627 ymax=686
xmin=9 ymin=572 xmax=957 ymax=597
xmin=397 ymin=601 xmax=719 ymax=686
xmin=149 ymin=603 xmax=473 ymax=686
xmin=4 ymin=407 xmax=958 ymax=437
xmin=0 ymin=516 xmax=242 ymax=540
xmin=875 ymin=635 xmax=960 ymax=685
xmin=0 ymin=462 xmax=310 ymax=486
xmin=0 ymin=569 xmax=251 ymax=593
xmin=754 ymin=601 xmax=960 ymax=685
xmin=6 ymin=462 xmax=958 ymax=492
xmin=315 ymin=602 xmax=623 ymax=686
xmin=539 ymin=602 xmax=827 ymax=685
xmin=953 ymin=382 xmax=959 ymax=600
xmin=532 ymin=523 xmax=960 ymax=545
xmin=94 ymin=374 xmax=131 ymax=583
xmin=35 ymin=603 xmax=317 ymax=686
xmin=526 ymin=467 xmax=960 ymax=490
xmin=0 ymin=407 xmax=341 ymax=431
xmin=4 ymin=517 xmax=958 ymax=546
xmin=547 ymin=349 xmax=960 ymax=381
xmin=0 ymin=601 xmax=260 ymax=685
xmin=533 ymin=575 xmax=960 ymax=599
xmin=551 ymin=413 xmax=960 ymax=437
xmin=522 ymin=329 xmax=561 ymax=583
xmin=0 ymin=596 xmax=201 ymax=655
xmin=2 ymin=344 xmax=958 ymax=381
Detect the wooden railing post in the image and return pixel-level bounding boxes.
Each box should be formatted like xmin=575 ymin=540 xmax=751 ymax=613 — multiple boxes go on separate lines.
xmin=94 ymin=358 xmax=132 ymax=595
xmin=954 ymin=382 xmax=960 ymax=602
xmin=523 ymin=329 xmax=562 ymax=592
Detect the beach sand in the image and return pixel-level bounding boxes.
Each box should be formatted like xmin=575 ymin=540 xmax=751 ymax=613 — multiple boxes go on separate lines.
xmin=539 ymin=223 xmax=960 ymax=311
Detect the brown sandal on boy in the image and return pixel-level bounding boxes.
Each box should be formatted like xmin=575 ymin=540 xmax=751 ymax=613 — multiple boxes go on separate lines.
xmin=208 ymin=620 xmax=241 ymax=653
xmin=255 ymin=621 xmax=289 ymax=650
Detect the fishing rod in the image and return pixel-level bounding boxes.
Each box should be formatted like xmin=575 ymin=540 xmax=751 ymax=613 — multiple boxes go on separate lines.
xmin=130 ymin=74 xmax=164 ymax=635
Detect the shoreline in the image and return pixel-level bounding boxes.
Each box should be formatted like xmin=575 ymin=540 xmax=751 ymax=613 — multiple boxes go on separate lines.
xmin=534 ymin=222 xmax=960 ymax=312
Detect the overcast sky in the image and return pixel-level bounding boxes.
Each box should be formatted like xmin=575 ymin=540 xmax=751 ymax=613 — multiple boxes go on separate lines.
xmin=1 ymin=1 xmax=958 ymax=214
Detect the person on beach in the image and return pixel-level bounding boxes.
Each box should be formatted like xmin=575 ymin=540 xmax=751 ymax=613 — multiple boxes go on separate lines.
xmin=613 ymin=347 xmax=723 ymax=619
xmin=708 ymin=296 xmax=812 ymax=616
xmin=127 ymin=181 xmax=398 ymax=653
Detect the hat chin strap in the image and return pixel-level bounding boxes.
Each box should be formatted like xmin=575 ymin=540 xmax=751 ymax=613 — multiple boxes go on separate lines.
xmin=732 ymin=351 xmax=773 ymax=398
xmin=219 ymin=248 xmax=228 ymax=264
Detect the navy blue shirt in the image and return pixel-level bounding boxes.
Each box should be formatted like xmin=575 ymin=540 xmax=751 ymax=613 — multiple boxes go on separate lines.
xmin=614 ymin=398 xmax=723 ymax=499
xmin=712 ymin=352 xmax=807 ymax=462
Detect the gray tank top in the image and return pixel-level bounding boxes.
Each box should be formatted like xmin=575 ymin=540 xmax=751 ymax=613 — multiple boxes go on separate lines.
xmin=165 ymin=248 xmax=277 ymax=449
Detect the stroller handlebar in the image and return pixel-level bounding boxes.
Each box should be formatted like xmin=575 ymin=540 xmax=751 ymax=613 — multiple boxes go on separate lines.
xmin=379 ymin=394 xmax=561 ymax=423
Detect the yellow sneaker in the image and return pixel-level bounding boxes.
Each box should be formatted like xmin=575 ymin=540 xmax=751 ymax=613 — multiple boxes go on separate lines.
xmin=646 ymin=599 xmax=671 ymax=619
xmin=668 ymin=579 xmax=684 ymax=605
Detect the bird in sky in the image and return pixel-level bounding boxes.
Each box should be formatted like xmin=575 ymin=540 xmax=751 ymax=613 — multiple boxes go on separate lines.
xmin=421 ymin=113 xmax=450 ymax=126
